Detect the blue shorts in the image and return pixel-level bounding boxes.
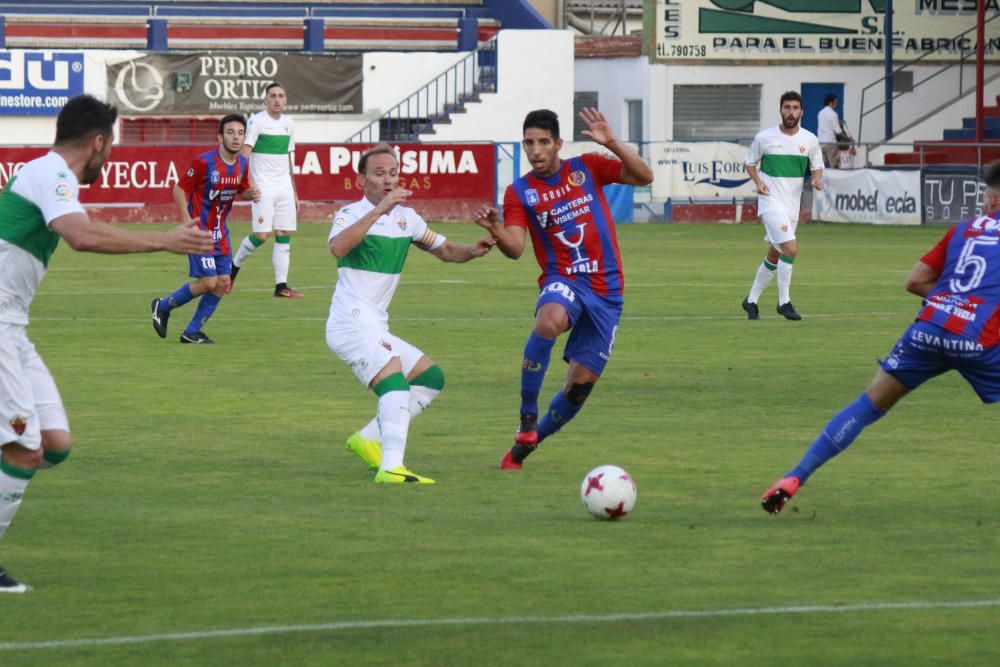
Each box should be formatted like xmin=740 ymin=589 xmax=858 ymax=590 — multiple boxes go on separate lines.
xmin=880 ymin=321 xmax=1000 ymax=403
xmin=536 ymin=279 xmax=623 ymax=376
xmin=188 ymin=252 xmax=232 ymax=279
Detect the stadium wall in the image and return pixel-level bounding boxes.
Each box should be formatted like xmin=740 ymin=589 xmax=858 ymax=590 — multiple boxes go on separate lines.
xmin=0 ymin=29 xmax=575 ymax=145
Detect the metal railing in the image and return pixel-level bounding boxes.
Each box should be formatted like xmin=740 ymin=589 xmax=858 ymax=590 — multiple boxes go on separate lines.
xmin=346 ymin=36 xmax=497 ymax=143
xmin=857 ymin=11 xmax=1000 ymax=145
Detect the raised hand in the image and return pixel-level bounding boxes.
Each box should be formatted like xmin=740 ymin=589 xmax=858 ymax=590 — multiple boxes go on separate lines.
xmin=579 ymin=107 xmax=617 ymax=147
xmin=376 ymin=187 xmax=413 ymax=214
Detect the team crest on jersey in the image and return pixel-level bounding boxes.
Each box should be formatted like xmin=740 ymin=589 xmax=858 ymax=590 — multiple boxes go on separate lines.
xmin=258 ymin=216 xmax=264 ymax=223
xmin=781 ymin=224 xmax=788 ymax=232
xmin=568 ymin=170 xmax=587 ymax=187
xmin=396 ymin=216 xmax=407 ymax=231
xmin=9 ymin=415 xmax=28 ymax=436
xmin=525 ymin=189 xmax=539 ymax=205
xmin=380 ymin=340 xmax=393 ymax=351
xmin=210 ymin=171 xmax=220 ymax=184
xmin=799 ymin=145 xmax=806 ymax=154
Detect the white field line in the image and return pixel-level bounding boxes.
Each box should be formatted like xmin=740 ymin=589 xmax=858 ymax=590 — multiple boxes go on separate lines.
xmin=1 ymin=599 xmax=997 ymax=652
xmin=30 ymin=311 xmax=909 ymax=323
xmin=36 ymin=279 xmax=908 ymax=295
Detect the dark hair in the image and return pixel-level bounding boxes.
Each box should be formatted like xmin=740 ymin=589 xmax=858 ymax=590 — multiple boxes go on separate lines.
xmin=823 ymin=93 xmax=838 ymax=106
xmin=984 ymin=160 xmax=1000 ymax=189
xmin=357 ymin=143 xmax=397 ymax=174
xmin=218 ymin=113 xmax=246 ymax=135
xmin=54 ymin=94 xmax=117 ymax=145
xmin=523 ymin=109 xmax=560 ymax=140
xmin=779 ymin=90 xmax=803 ymax=107
xmin=265 ymin=82 xmax=285 ymax=95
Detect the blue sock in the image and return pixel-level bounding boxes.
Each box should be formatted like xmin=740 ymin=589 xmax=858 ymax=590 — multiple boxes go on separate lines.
xmin=162 ymin=284 xmax=195 ymax=312
xmin=790 ymin=393 xmax=885 ymax=483
xmin=537 ymin=389 xmax=584 ymax=442
xmin=184 ymin=293 xmax=221 ymax=335
xmin=520 ymin=332 xmax=555 ymax=417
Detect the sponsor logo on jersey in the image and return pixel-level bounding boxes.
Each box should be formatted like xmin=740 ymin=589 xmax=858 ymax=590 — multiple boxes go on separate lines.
xmin=9 ymin=415 xmax=28 ymax=436
xmin=54 ymin=183 xmax=71 ymax=200
xmin=568 ymin=170 xmax=586 ymax=187
xmin=187 ymin=167 xmax=196 ymax=178
xmin=525 ymin=189 xmax=539 ymax=205
xmin=332 ymin=216 xmax=348 ymax=230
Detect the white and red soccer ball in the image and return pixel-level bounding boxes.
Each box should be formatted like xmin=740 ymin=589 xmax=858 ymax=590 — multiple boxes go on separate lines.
xmin=580 ymin=465 xmax=636 ymax=520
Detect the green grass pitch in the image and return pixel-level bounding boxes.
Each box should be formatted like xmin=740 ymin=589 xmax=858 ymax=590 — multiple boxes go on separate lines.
xmin=1 ymin=221 xmax=998 ymax=666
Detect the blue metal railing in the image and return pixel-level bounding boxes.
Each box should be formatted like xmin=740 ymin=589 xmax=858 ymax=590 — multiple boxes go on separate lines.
xmin=857 ymin=11 xmax=1000 ymax=145
xmin=347 ymin=35 xmax=497 ymax=143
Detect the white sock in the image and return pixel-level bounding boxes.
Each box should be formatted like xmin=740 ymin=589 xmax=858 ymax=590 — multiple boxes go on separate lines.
xmin=359 ymin=386 xmax=440 ymax=442
xmin=777 ymin=256 xmax=794 ymax=305
xmin=273 ymin=239 xmax=290 ymax=285
xmin=233 ymin=236 xmax=260 ymax=267
xmin=0 ymin=468 xmax=31 ymax=540
xmin=748 ymin=260 xmax=776 ymax=303
xmin=377 ymin=390 xmax=411 ymax=471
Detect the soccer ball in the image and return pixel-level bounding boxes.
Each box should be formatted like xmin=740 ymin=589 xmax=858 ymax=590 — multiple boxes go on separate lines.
xmin=580 ymin=465 xmax=636 ymax=520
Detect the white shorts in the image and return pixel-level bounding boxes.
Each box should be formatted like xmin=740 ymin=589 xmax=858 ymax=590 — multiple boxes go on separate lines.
xmin=0 ymin=324 xmax=69 ymax=450
xmin=251 ymin=183 xmax=297 ymax=233
xmin=761 ymin=207 xmax=797 ymax=246
xmin=326 ymin=323 xmax=425 ymax=388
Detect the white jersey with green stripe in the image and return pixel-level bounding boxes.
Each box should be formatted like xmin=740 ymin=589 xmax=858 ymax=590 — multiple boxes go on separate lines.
xmin=245 ymin=110 xmax=294 ymax=189
xmin=0 ymin=152 xmax=84 ymax=325
xmin=328 ymin=197 xmax=446 ymax=328
xmin=745 ymin=125 xmax=823 ymax=220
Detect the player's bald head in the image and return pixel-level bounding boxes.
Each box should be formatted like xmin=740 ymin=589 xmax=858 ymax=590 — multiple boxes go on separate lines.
xmin=984 ymin=161 xmax=1000 ymax=211
xmin=358 ymin=143 xmax=397 ymax=174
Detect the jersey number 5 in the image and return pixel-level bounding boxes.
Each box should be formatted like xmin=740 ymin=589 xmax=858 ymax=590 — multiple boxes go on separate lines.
xmin=950 ymin=236 xmax=998 ymax=293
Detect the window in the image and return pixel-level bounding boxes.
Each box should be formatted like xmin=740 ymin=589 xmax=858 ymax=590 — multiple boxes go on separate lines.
xmin=673 ymin=84 xmax=761 ymax=141
xmin=573 ymin=91 xmax=599 ymax=141
xmin=625 ymin=99 xmax=643 ymax=143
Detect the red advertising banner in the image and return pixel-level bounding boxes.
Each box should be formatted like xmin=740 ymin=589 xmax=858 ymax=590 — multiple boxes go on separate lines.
xmin=0 ymin=143 xmax=495 ymax=221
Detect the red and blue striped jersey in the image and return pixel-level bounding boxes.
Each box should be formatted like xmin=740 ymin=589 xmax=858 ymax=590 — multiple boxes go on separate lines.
xmin=918 ymin=210 xmax=1000 ymax=347
xmin=177 ymin=150 xmax=250 ymax=255
xmin=503 ymin=153 xmax=625 ymax=296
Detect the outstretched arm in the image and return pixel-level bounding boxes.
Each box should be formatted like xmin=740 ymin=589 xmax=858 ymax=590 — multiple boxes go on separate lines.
xmin=49 ymin=213 xmax=214 ymax=255
xmin=579 ymin=107 xmax=653 ymax=186
xmin=473 ymin=204 xmax=527 ymax=259
xmin=429 ymin=236 xmax=495 ymax=263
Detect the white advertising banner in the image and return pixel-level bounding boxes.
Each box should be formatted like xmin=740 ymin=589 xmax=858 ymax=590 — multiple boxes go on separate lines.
xmin=651 ymin=141 xmax=756 ymax=200
xmin=812 ymin=168 xmax=921 ymax=226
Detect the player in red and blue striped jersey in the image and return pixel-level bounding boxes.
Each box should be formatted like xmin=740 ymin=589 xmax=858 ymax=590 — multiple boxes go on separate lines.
xmin=475 ymin=108 xmax=653 ymax=469
xmin=762 ymin=160 xmax=1000 ymax=514
xmin=150 ymin=114 xmax=259 ymax=344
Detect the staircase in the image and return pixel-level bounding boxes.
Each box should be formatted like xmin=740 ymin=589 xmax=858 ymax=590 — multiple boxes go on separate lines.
xmin=347 ymin=36 xmax=497 ymax=142
xmin=884 ymin=94 xmax=1000 ymax=166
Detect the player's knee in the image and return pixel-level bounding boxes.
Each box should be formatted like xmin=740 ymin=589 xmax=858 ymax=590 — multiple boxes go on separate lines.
xmin=1 ymin=444 xmax=44 ymax=470
xmin=201 ymin=276 xmax=219 ymax=292
xmin=253 ymin=231 xmax=270 ymax=243
xmin=411 ymin=364 xmax=445 ymax=391
xmin=566 ymin=382 xmax=594 ymax=405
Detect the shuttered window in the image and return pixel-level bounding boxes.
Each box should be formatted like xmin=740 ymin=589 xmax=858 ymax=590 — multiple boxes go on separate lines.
xmin=573 ymin=91 xmax=599 ymax=140
xmin=673 ymin=84 xmax=761 ymax=141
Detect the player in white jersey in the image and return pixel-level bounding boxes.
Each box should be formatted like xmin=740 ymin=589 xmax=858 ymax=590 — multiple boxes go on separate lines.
xmin=231 ymin=82 xmax=304 ymax=298
xmin=741 ymin=90 xmax=824 ymax=321
xmin=327 ymin=144 xmax=494 ymax=484
xmin=0 ymin=95 xmax=212 ymax=593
